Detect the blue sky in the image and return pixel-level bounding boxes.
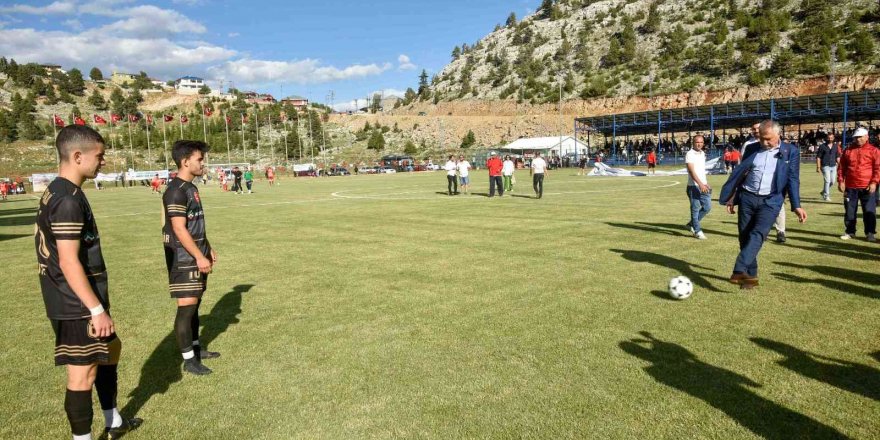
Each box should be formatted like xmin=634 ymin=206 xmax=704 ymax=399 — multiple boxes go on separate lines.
xmin=0 ymin=0 xmax=535 ymax=109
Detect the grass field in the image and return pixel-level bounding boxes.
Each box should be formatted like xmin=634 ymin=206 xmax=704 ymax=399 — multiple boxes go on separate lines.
xmin=1 ymin=167 xmax=878 ymax=439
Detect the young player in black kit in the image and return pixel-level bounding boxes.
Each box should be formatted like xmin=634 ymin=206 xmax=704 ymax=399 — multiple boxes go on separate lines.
xmin=35 ymin=125 xmax=141 ymax=440
xmin=162 ymin=140 xmax=219 ymax=375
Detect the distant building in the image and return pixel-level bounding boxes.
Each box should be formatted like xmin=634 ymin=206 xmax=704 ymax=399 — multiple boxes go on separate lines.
xmin=245 ymin=92 xmax=277 ymax=105
xmin=175 ymin=76 xmax=205 ymax=95
xmin=40 ymin=64 xmax=66 ymax=75
xmin=110 ymin=72 xmax=137 ymax=86
xmin=280 ymin=95 xmax=309 ymax=110
xmin=151 ymin=79 xmax=169 ymax=89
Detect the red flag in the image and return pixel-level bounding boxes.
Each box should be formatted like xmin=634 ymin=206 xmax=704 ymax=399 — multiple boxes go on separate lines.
xmin=53 ymin=115 xmax=65 ymax=128
xmin=204 ymin=108 xmax=213 ymax=117
xmin=225 ymin=116 xmax=231 ymax=124
xmin=146 ymin=115 xmax=153 ymax=124
xmin=181 ymin=115 xmax=188 ymax=124
xmin=164 ymin=115 xmax=174 ymax=122
xmin=242 ymin=114 xmax=248 ymax=124
xmin=111 ymin=114 xmax=122 ymax=123
xmin=128 ymin=114 xmax=139 ymax=122
xmin=74 ymin=116 xmax=86 ymax=126
xmin=93 ymin=114 xmax=107 ymax=124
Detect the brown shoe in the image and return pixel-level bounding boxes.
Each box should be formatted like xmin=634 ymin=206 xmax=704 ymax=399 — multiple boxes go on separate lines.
xmin=740 ymin=279 xmax=759 ymax=290
xmin=729 ymin=273 xmax=757 ymax=285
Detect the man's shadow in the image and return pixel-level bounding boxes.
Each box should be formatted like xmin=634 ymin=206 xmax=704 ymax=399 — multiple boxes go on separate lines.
xmin=122 ymin=284 xmax=253 ymax=417
xmin=620 ymin=332 xmax=850 ymax=440
xmin=771 ymin=272 xmax=879 ymax=300
xmin=751 ymin=337 xmax=880 ymax=402
xmin=610 ymin=248 xmax=726 ymax=292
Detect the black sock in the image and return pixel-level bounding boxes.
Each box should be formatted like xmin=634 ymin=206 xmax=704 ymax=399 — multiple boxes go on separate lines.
xmin=64 ymin=389 xmax=93 ymax=436
xmin=94 ymin=364 xmax=118 ymax=410
xmin=191 ymin=299 xmax=202 ymax=347
xmin=175 ymin=305 xmax=197 ymax=355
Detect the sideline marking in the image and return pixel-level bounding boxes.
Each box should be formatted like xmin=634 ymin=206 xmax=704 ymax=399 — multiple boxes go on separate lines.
xmin=331 ymin=180 xmax=681 ymax=200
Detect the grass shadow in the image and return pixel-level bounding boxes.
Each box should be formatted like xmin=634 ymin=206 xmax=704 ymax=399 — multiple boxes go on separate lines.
xmin=121 ymin=284 xmax=254 ymax=418
xmin=620 ymin=331 xmax=850 ymax=440
xmin=775 ymin=262 xmax=880 ymax=286
xmin=509 ymin=194 xmax=535 ymax=199
xmin=771 ymin=272 xmax=879 ymax=300
xmin=751 ymin=337 xmax=880 ymax=402
xmin=0 ymin=215 xmax=36 ymax=227
xmin=0 ymin=207 xmax=37 ymax=217
xmin=0 ymin=233 xmax=30 ymax=242
xmin=606 ymin=222 xmax=688 ymax=237
xmin=650 ymin=290 xmax=678 ymax=301
xmin=610 ymin=248 xmax=726 ymax=292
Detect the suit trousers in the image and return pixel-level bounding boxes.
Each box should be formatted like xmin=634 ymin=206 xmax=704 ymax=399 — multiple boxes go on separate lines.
xmin=844 ymin=188 xmax=877 ymax=235
xmin=447 ymin=175 xmax=458 ymax=194
xmin=734 ymin=191 xmax=782 ymax=277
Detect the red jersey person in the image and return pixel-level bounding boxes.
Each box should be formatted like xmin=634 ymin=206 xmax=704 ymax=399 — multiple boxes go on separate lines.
xmin=150 ymin=174 xmax=162 ymax=194
xmin=646 ymin=149 xmax=657 ymax=175
xmin=486 ymin=152 xmax=504 ymax=197
xmin=266 ymin=167 xmax=276 ymax=186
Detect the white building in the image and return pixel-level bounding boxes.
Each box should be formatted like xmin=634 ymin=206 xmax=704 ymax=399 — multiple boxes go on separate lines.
xmin=175 ymin=76 xmax=205 ymax=95
xmin=500 ymin=136 xmax=589 ymax=157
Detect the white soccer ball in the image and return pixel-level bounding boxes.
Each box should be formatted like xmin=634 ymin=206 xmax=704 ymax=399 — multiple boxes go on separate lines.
xmin=668 ymin=276 xmax=694 ymax=300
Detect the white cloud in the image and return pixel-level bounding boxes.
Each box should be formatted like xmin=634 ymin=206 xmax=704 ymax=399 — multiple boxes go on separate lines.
xmin=333 ymin=88 xmax=408 ymax=112
xmin=208 ymin=59 xmax=391 ymax=85
xmin=228 ymin=32 xmax=240 ymax=38
xmin=89 ymin=5 xmax=206 ymax=38
xmin=62 ymin=18 xmax=82 ymax=30
xmin=0 ymin=1 xmax=76 ymax=15
xmin=397 ymin=54 xmax=416 ymax=70
xmin=0 ymin=27 xmax=235 ymax=78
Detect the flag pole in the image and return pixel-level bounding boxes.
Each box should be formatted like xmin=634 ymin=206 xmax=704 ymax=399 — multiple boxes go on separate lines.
xmin=108 ymin=112 xmax=117 ymax=172
xmin=254 ymin=104 xmax=260 ymax=164
xmin=127 ymin=116 xmax=134 ymax=171
xmin=241 ymin=113 xmax=246 ymax=160
xmin=224 ymin=112 xmax=231 ymax=165
xmin=268 ymin=114 xmax=274 ymax=166
xmin=145 ymin=115 xmax=153 ymax=168
xmin=162 ymin=115 xmax=168 ymax=169
xmin=179 ymin=113 xmax=184 ymax=137
xmin=201 ymin=102 xmax=208 ymax=142
xmin=50 ymin=114 xmax=59 ymax=164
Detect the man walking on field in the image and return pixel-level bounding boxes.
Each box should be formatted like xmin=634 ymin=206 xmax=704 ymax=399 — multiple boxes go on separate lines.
xmin=686 ymin=135 xmax=711 ymax=240
xmin=531 ymin=152 xmax=547 ymax=199
xmin=486 ymin=152 xmax=504 ymax=197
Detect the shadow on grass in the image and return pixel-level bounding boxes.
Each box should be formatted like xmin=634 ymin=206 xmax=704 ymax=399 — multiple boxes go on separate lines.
xmin=0 ymin=214 xmax=36 ymax=227
xmin=873 ymin=351 xmax=880 ymax=363
xmin=121 ymin=284 xmax=253 ymax=418
xmin=650 ymin=290 xmax=678 ymax=301
xmin=775 ymin=262 xmax=880 ymax=286
xmin=509 ymin=194 xmax=536 ymax=199
xmin=0 ymin=207 xmax=37 ymax=217
xmin=610 ymin=248 xmax=726 ymax=292
xmin=606 ymin=222 xmax=688 ymax=237
xmin=771 ymin=272 xmax=879 ymax=300
xmin=751 ymin=338 xmax=880 ymax=402
xmin=0 ymin=233 xmax=30 ymax=242
xmin=620 ymin=331 xmax=850 ymax=440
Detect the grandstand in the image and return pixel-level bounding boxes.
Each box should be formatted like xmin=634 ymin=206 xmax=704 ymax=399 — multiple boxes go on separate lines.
xmin=575 ymin=89 xmax=880 ymax=162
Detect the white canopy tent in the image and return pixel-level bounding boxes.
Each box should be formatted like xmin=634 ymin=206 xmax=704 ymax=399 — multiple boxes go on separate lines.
xmin=499 ymin=136 xmax=588 ymax=156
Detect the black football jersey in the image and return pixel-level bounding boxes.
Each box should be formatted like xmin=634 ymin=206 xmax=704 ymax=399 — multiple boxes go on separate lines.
xmin=162 ymin=177 xmax=210 ymax=271
xmin=35 ymin=177 xmax=109 ymax=320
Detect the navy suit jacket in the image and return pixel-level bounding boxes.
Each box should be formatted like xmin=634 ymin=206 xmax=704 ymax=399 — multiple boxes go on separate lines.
xmin=718 ymin=141 xmax=802 ymax=211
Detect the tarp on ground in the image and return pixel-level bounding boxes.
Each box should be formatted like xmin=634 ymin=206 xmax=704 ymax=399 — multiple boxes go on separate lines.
xmin=588 ymin=157 xmax=727 ymax=177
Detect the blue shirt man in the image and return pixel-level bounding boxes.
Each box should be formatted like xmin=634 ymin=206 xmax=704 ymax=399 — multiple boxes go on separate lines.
xmin=719 ymin=120 xmax=807 ymax=289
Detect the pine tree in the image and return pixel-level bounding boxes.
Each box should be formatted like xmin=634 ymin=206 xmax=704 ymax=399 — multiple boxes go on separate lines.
xmin=460 ymin=130 xmax=476 ymax=148
xmin=367 ymin=130 xmax=385 ymax=150
xmin=403 ymin=140 xmax=418 ymax=155
xmin=642 ymin=2 xmax=661 ymax=34
xmin=88 ymin=88 xmax=107 ymax=110
xmin=0 ymin=109 xmax=17 ymax=143
xmin=45 ymin=83 xmax=58 ymax=105
xmin=66 ymin=68 xmax=86 ymax=95
xmin=89 ymin=67 xmax=103 ymax=81
xmin=506 ymin=12 xmax=517 ymax=27
xmin=418 ymin=69 xmax=430 ymax=99
xmin=452 ymin=46 xmax=462 ymax=60
xmin=110 ymin=87 xmax=126 ymax=115
xmin=59 ymin=88 xmax=74 ymax=104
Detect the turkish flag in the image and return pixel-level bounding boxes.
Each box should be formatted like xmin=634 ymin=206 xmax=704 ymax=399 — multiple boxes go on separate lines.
xmin=93 ymin=115 xmax=107 ymax=124
xmin=74 ymin=116 xmax=86 ymax=126
xmin=204 ymin=108 xmax=213 ymax=117
xmin=181 ymin=115 xmax=188 ymax=124
xmin=242 ymin=114 xmax=248 ymax=123
xmin=225 ymin=116 xmax=231 ymax=124
xmin=111 ymin=114 xmax=122 ymax=123
xmin=53 ymin=115 xmax=65 ymax=127
xmin=128 ymin=114 xmax=139 ymax=122
xmin=164 ymin=115 xmax=173 ymax=122
xmin=146 ymin=115 xmax=153 ymax=124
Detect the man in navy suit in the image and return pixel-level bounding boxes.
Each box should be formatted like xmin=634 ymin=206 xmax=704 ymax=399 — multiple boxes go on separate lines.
xmin=719 ymin=120 xmax=808 ymax=289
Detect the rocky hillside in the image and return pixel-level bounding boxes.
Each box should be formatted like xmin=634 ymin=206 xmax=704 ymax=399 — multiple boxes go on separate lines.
xmin=428 ymin=0 xmax=880 ymax=104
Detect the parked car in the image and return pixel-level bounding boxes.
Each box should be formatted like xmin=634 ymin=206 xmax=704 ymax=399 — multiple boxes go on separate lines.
xmin=379 ymin=167 xmax=397 ymax=174
xmin=327 ymin=167 xmax=350 ymax=176
xmin=359 ymin=166 xmax=380 ymax=174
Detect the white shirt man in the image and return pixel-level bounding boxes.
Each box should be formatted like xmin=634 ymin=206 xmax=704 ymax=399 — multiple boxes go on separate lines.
xmin=444 ymin=157 xmax=458 ymax=195
xmin=686 ymin=136 xmax=712 ymax=239
xmin=530 ymin=155 xmax=548 ymax=199
xmin=457 ymin=157 xmax=472 ymax=194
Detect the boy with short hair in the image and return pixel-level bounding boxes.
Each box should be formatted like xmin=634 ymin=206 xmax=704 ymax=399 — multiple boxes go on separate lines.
xmin=35 ymin=125 xmax=141 ymax=440
xmin=163 ymin=140 xmax=220 ymax=375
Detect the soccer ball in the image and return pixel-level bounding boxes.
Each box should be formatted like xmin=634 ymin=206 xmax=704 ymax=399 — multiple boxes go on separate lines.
xmin=668 ymin=276 xmax=693 ymax=300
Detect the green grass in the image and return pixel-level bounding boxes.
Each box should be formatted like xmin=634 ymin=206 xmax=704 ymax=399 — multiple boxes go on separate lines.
xmin=1 ymin=168 xmax=878 ymax=439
